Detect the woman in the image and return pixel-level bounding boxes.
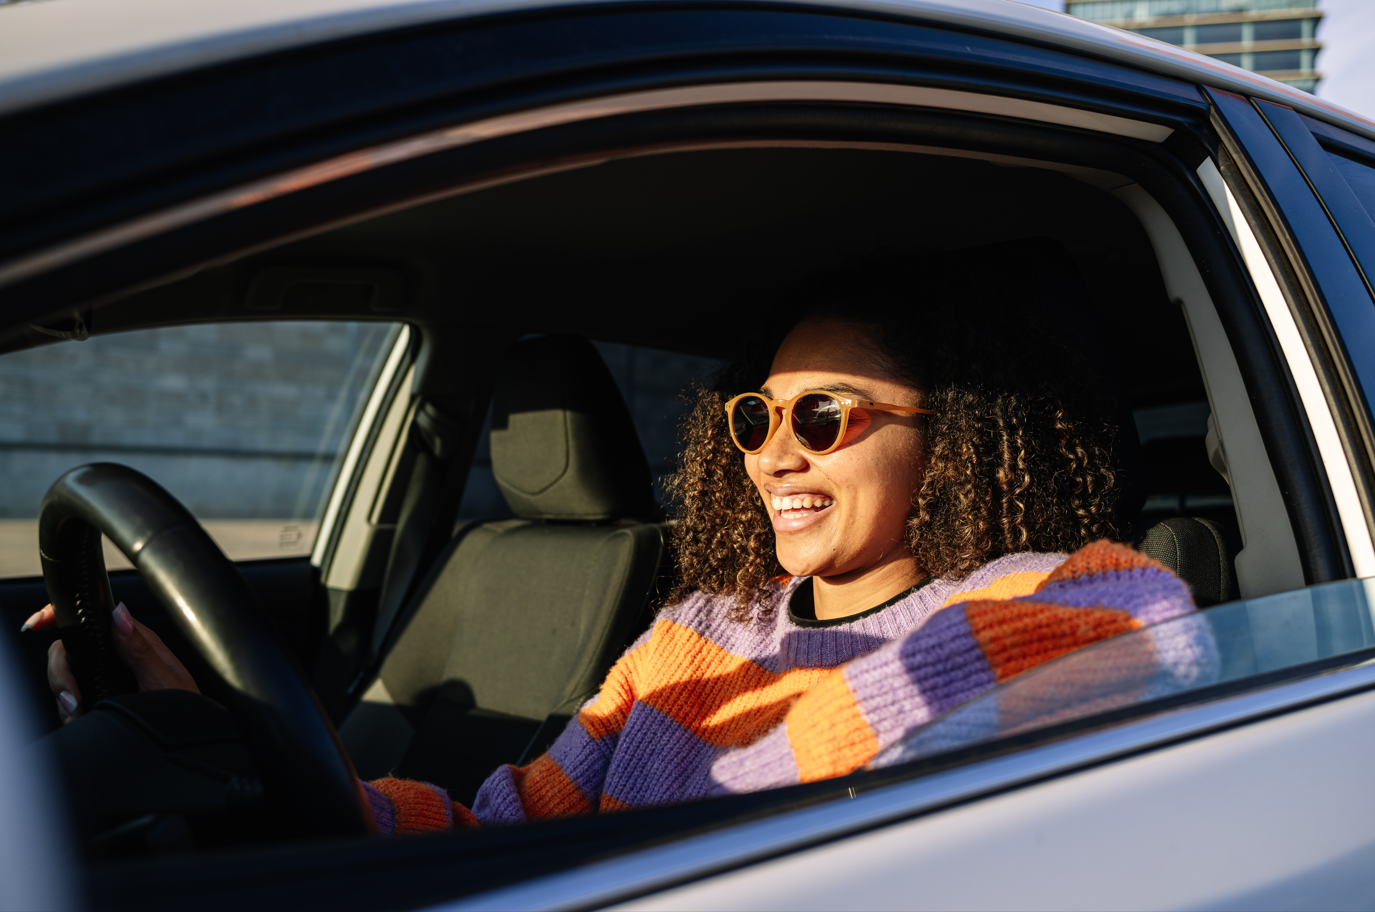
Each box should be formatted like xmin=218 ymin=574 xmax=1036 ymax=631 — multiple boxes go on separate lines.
xmin=32 ymin=262 xmax=1196 ymax=834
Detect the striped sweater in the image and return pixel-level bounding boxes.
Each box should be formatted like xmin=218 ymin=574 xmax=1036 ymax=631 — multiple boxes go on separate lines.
xmin=363 ymin=541 xmax=1196 ymax=834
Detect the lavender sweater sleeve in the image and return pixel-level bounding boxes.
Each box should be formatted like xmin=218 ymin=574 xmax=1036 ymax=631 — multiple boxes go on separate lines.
xmin=709 ymin=540 xmax=1202 ymax=794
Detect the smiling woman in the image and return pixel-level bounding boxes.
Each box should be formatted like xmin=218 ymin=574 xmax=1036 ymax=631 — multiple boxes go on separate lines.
xmin=670 ymin=256 xmax=1126 ymax=623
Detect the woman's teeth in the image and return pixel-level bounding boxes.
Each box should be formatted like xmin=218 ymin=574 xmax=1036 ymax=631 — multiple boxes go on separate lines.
xmin=771 ymin=495 xmax=835 ymax=511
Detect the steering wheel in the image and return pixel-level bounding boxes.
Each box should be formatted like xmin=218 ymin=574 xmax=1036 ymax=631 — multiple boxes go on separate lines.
xmin=39 ymin=463 xmax=371 ymax=839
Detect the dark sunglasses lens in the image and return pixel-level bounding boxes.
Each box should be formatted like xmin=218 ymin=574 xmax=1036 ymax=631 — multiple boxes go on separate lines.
xmin=792 ymin=393 xmax=843 ymax=451
xmin=731 ymin=396 xmax=772 ymax=451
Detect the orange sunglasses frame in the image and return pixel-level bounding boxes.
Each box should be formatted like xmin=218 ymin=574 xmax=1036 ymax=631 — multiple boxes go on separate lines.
xmin=724 ymin=390 xmax=935 ymax=455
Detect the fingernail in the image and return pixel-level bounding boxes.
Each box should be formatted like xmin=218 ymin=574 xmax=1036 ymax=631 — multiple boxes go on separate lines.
xmin=58 ymin=691 xmax=78 ymax=716
xmin=112 ymin=603 xmax=132 ymax=637
xmin=20 ymin=610 xmax=42 ymax=632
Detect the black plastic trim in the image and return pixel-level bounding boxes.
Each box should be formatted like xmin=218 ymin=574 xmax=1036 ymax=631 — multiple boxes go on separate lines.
xmin=0 ymin=3 xmax=1205 ymax=294
xmin=1205 ymin=89 xmax=1357 ymax=583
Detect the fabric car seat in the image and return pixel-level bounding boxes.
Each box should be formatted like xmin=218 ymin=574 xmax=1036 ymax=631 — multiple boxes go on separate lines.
xmin=1135 ymin=516 xmax=1239 ymax=607
xmin=339 ymin=335 xmax=667 ymax=804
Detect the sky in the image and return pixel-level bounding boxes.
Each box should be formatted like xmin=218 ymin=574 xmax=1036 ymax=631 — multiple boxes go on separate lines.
xmin=1016 ymin=0 xmax=1375 ymax=120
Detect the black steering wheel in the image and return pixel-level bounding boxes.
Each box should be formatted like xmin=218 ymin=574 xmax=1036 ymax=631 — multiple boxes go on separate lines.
xmin=39 ymin=463 xmax=371 ymax=839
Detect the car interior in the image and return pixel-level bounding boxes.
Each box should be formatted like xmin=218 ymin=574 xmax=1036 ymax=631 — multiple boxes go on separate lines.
xmin=0 ymin=135 xmax=1328 ymax=903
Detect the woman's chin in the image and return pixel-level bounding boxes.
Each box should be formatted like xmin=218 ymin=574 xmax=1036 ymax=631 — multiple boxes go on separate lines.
xmin=774 ymin=537 xmax=840 ymax=580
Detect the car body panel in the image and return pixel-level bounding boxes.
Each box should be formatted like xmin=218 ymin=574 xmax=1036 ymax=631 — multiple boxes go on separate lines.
xmin=0 ymin=79 xmax=1178 ymax=294
xmin=612 ymin=684 xmax=1375 ymax=912
xmin=441 ymin=654 xmax=1375 ymax=910
xmin=0 ymin=0 xmax=1370 ymax=140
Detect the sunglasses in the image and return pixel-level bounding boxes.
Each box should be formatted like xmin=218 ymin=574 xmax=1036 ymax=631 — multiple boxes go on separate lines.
xmin=724 ymin=390 xmax=935 ymax=455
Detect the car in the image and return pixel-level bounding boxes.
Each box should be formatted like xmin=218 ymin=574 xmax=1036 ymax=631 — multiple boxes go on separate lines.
xmin=2 ymin=0 xmax=1375 ymax=908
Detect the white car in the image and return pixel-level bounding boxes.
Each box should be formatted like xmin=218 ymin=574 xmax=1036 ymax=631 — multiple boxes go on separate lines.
xmin=1 ymin=0 xmax=1374 ymax=908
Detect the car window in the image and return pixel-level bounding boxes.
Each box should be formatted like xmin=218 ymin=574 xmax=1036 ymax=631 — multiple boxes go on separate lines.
xmin=1134 ymin=400 xmax=1238 ymax=532
xmin=458 ymin=340 xmax=724 ymax=519
xmin=872 ymin=577 xmax=1375 ymax=768
xmin=0 ymin=321 xmax=400 ymax=577
xmin=1328 ymin=149 xmax=1375 ymax=226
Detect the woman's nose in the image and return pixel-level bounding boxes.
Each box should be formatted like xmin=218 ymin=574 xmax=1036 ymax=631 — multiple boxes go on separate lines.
xmin=757 ymin=418 xmax=808 ymax=475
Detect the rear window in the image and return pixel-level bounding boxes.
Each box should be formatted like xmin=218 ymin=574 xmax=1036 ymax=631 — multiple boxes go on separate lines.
xmin=1329 ymin=149 xmax=1375 ymax=225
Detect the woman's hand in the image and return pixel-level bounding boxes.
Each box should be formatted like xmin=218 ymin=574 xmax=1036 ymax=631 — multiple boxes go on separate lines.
xmin=23 ymin=602 xmax=199 ymax=724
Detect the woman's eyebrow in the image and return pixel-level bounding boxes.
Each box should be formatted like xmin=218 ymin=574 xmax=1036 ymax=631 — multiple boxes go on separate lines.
xmin=819 ymin=382 xmax=875 ymax=399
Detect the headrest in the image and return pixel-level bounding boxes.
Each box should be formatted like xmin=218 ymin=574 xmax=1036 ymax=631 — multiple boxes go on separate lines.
xmin=490 ymin=334 xmax=654 ymax=521
xmin=1135 ymin=516 xmax=1238 ymax=607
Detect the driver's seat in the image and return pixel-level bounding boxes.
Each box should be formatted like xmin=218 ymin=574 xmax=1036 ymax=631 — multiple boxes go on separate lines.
xmin=339 ymin=335 xmax=667 ymax=804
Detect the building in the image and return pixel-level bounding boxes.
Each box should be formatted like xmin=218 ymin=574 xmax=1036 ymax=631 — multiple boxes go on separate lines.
xmin=1065 ymin=1 xmax=1323 ymax=93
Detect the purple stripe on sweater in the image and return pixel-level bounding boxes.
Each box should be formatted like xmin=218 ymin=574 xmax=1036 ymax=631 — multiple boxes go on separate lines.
xmin=600 ymin=703 xmax=721 ymax=809
xmin=1035 ymin=567 xmax=1194 ymax=626
xmin=1145 ymin=614 xmax=1221 ymax=692
xmin=659 ymin=588 xmax=792 ymax=673
xmin=361 ymin=780 xmax=396 ymax=836
xmin=471 ymin=765 xmax=527 ymax=827
xmin=778 ymin=629 xmax=893 ymax=669
xmin=901 ymin=607 xmax=999 ymax=720
xmin=666 ymin=576 xmax=960 ymax=676
xmin=839 ymin=637 xmax=939 ymax=748
xmin=709 ymin=722 xmax=799 ymax=795
xmin=548 ymin=716 xmax=617 ymax=803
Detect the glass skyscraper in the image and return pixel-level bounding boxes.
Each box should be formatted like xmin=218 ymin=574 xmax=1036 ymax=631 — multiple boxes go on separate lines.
xmin=1065 ymin=0 xmax=1323 ymax=93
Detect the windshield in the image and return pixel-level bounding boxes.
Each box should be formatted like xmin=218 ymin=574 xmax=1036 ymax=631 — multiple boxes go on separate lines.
xmin=872 ymin=578 xmax=1375 ymax=768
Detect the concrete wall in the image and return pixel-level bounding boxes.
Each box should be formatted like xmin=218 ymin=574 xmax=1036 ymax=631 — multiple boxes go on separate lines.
xmin=0 ymin=321 xmax=396 ymax=575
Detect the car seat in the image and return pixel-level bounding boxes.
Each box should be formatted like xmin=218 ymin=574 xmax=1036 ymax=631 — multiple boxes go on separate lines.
xmin=339 ymin=335 xmax=667 ymax=804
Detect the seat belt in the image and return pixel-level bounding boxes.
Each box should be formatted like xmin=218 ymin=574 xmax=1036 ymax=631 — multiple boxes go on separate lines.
xmin=358 ymin=400 xmax=463 ymax=691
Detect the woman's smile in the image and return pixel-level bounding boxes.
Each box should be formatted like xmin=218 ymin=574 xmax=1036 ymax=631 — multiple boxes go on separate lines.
xmin=769 ymin=490 xmax=836 ymax=531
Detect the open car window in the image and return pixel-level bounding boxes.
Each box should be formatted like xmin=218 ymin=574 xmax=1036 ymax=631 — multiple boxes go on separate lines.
xmin=874 ymin=578 xmax=1375 ymax=769
xmin=0 ymin=321 xmax=400 ymax=577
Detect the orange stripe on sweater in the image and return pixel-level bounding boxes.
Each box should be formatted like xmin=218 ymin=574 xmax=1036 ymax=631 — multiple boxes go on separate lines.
xmin=786 ymin=669 xmax=879 ymax=783
xmin=371 ymin=779 xmax=451 ymax=835
xmin=965 ymin=599 xmax=1140 ymax=682
xmin=599 ymin=793 xmax=634 ymax=813
xmin=511 ymin=754 xmax=594 ymax=820
xmin=1041 ymin=540 xmax=1166 ymax=586
xmin=941 ymin=571 xmax=1051 ymax=608
xmin=638 ymin=621 xmax=830 ymax=748
xmin=578 ymin=630 xmax=655 ymax=741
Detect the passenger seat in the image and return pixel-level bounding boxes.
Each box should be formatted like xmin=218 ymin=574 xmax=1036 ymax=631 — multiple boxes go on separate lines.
xmin=340 ymin=335 xmax=667 ymax=804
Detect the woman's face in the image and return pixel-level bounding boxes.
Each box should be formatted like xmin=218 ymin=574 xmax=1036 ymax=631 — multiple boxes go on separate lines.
xmin=745 ymin=319 xmax=927 ymax=583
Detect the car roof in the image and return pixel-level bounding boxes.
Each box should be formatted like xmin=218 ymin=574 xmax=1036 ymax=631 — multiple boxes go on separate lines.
xmin=1 ymin=0 xmax=1372 ymax=140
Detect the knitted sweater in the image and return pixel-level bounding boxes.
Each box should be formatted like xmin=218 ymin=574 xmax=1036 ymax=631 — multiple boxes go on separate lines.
xmin=363 ymin=541 xmax=1195 ymax=834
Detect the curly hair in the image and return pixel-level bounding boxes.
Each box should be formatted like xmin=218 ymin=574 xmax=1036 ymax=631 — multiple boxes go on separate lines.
xmin=665 ymin=255 xmax=1125 ymax=622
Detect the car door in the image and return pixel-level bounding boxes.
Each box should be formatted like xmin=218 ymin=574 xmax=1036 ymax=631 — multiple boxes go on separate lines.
xmin=5 ymin=2 xmax=1375 ymax=908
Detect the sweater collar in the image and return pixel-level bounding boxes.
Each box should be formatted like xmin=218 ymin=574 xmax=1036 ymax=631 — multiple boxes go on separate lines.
xmin=786 ymin=576 xmax=934 ymax=628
